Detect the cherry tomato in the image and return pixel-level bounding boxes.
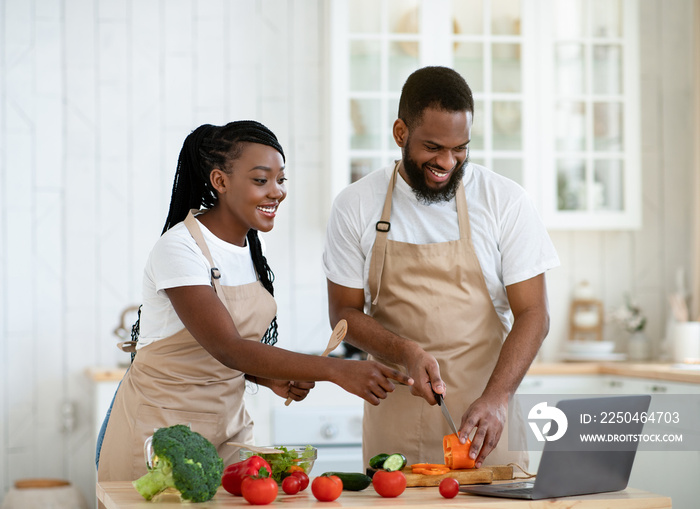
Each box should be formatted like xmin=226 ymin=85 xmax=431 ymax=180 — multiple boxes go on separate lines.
xmin=311 ymin=474 xmax=343 ymax=502
xmin=282 ymin=475 xmax=301 ymax=495
xmin=372 ymin=470 xmax=407 ymax=498
xmin=290 ymin=471 xmax=310 ymax=491
xmin=439 ymin=477 xmax=460 ymax=499
xmin=241 ymin=473 xmax=278 ymax=505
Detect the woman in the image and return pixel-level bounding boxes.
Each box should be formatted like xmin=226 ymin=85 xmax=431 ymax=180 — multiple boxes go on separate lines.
xmin=97 ymin=121 xmax=412 ymax=481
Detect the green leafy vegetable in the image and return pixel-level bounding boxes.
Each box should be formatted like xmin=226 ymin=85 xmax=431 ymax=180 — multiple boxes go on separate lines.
xmin=251 ymin=445 xmax=315 ymax=483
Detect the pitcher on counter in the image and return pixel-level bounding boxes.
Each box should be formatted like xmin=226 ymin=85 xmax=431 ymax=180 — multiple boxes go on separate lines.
xmin=96 ymin=120 xmax=412 ymax=482
xmin=323 ymin=66 xmax=560 ymax=469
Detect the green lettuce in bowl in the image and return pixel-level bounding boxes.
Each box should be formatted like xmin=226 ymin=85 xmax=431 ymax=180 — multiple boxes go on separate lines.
xmin=239 ymin=445 xmax=317 ymax=483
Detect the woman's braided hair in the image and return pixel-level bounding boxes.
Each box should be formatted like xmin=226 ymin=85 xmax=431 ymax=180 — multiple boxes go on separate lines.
xmin=161 ymin=120 xmax=285 ymax=346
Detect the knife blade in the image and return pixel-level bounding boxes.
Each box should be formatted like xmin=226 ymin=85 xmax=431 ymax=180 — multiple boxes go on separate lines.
xmin=432 ymin=389 xmax=460 ymax=436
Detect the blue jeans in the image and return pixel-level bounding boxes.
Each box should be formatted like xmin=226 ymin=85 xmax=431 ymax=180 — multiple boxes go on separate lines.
xmin=95 ymin=374 xmax=125 ymax=470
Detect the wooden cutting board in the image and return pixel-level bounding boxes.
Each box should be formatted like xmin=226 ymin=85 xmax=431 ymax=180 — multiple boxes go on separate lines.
xmin=368 ymin=465 xmax=513 ymax=487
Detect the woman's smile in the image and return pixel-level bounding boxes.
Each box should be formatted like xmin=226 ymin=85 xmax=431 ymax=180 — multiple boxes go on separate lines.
xmin=256 ymin=203 xmax=279 ymax=217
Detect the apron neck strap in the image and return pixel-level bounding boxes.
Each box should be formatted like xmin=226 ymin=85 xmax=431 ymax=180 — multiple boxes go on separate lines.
xmin=455 ymin=178 xmax=470 ymax=240
xmin=370 ymin=162 xmax=400 ymax=305
xmin=183 ymin=210 xmax=229 ymax=312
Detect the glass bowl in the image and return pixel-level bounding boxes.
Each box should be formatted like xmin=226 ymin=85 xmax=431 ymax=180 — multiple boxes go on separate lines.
xmin=238 ymin=445 xmax=317 ymax=483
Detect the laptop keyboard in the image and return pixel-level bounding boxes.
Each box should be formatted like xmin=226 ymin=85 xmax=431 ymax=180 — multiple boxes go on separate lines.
xmin=493 ymin=487 xmax=533 ymax=495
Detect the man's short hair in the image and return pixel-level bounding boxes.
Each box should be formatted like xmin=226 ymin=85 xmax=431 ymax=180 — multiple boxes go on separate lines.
xmin=398 ymin=66 xmax=474 ymax=129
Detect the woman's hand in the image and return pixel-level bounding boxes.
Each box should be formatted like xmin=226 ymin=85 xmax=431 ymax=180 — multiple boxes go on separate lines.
xmin=277 ymin=380 xmax=315 ymax=401
xmin=251 ymin=377 xmax=315 ymax=401
xmin=333 ymin=360 xmax=413 ymax=405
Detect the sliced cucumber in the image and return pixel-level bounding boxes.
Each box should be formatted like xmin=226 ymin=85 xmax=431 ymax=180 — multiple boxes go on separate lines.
xmin=382 ymin=453 xmax=407 ymax=472
xmin=368 ymin=453 xmax=390 ymax=469
xmin=323 ymin=472 xmax=372 ymax=491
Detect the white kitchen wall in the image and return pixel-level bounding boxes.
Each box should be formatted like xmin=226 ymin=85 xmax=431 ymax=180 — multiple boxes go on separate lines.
xmin=0 ymin=0 xmax=333 ymax=504
xmin=542 ymin=0 xmax=698 ymax=362
xmin=0 ymin=0 xmax=696 ymax=506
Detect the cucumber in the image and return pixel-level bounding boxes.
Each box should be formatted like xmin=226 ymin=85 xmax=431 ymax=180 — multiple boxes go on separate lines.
xmin=382 ymin=453 xmax=407 ymax=472
xmin=368 ymin=453 xmax=390 ymax=469
xmin=323 ymin=472 xmax=372 ymax=491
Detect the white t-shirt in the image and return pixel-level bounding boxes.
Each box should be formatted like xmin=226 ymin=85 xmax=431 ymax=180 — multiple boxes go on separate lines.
xmin=322 ymin=163 xmax=560 ymax=331
xmin=137 ymin=218 xmax=261 ymax=348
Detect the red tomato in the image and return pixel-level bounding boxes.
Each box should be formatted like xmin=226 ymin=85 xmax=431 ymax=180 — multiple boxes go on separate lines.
xmin=282 ymin=475 xmax=301 ymax=495
xmin=290 ymin=471 xmax=309 ymax=491
xmin=311 ymin=475 xmax=343 ymax=502
xmin=241 ymin=475 xmax=278 ymax=505
xmin=372 ymin=470 xmax=407 ymax=498
xmin=439 ymin=477 xmax=460 ymax=499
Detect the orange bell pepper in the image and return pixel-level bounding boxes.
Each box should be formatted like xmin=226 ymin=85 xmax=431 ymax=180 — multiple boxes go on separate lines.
xmin=443 ymin=433 xmax=475 ymax=469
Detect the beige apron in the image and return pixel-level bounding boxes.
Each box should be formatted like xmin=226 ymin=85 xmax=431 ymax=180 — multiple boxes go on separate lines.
xmin=98 ymin=210 xmax=276 ymax=481
xmin=362 ymin=163 xmax=527 ymax=468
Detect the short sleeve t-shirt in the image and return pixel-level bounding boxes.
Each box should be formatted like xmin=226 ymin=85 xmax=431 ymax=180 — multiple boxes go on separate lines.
xmin=322 ymin=163 xmax=560 ymax=331
xmin=137 ymin=218 xmax=261 ymax=348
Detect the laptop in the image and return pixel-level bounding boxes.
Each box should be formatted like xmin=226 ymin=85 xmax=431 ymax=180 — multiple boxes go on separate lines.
xmin=460 ymin=395 xmax=651 ymax=500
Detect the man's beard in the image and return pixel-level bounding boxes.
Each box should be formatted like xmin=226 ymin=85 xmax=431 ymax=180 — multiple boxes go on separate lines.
xmin=402 ymin=147 xmax=467 ymax=205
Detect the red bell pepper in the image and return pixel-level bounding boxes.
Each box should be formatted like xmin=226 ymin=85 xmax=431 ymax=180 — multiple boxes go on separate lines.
xmin=221 ymin=455 xmax=272 ymax=496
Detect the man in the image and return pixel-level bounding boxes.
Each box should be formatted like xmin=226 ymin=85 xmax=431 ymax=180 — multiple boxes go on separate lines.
xmin=322 ymin=66 xmax=560 ymax=468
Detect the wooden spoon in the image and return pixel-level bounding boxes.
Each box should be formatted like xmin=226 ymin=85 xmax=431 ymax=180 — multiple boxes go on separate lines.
xmin=284 ymin=319 xmax=348 ymax=406
xmin=226 ymin=442 xmax=283 ymax=454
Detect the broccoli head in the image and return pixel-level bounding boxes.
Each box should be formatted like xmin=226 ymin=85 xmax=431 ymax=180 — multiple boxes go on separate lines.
xmin=132 ymin=424 xmax=224 ymax=503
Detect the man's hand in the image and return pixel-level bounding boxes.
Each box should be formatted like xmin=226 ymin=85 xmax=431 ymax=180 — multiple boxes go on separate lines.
xmin=458 ymin=393 xmax=508 ymax=468
xmin=404 ymin=345 xmax=446 ymax=404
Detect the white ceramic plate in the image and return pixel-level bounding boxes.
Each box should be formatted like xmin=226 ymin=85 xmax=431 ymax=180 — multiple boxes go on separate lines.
xmin=565 ymin=340 xmax=615 ymax=354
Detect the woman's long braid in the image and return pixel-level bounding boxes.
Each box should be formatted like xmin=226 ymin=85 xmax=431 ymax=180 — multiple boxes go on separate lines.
xmin=247 ymin=229 xmax=278 ymax=345
xmin=137 ymin=120 xmax=284 ymax=349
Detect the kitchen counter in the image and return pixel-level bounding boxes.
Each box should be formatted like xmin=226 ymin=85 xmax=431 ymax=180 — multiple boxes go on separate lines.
xmin=87 ymin=362 xmax=700 ymax=385
xmin=96 ymin=481 xmax=672 ymax=509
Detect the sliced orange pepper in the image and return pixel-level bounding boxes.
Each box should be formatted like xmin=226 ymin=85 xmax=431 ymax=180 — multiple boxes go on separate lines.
xmin=410 ymin=463 xmax=448 ymax=470
xmin=287 ymin=465 xmax=305 ymax=473
xmin=443 ymin=433 xmax=475 ymax=469
xmin=413 ymin=466 xmax=451 ymax=475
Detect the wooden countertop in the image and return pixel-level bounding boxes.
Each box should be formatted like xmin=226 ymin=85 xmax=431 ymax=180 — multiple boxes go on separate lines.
xmin=87 ymin=362 xmax=700 ymax=384
xmin=96 ymin=481 xmax=672 ymax=509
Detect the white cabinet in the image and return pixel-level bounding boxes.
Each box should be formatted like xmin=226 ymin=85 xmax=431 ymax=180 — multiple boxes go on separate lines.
xmin=538 ymin=0 xmax=640 ymax=229
xmin=517 ymin=374 xmax=604 ymax=394
xmin=329 ymin=0 xmax=641 ymax=230
xmin=601 ymin=375 xmax=700 ymax=395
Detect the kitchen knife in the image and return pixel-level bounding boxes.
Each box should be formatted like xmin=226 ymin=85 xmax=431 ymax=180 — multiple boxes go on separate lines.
xmin=432 ymin=389 xmax=460 ymax=436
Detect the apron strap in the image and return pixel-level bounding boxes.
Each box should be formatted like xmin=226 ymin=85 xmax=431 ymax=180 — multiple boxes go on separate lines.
xmin=183 ymin=209 xmax=230 ymax=313
xmin=455 ymin=178 xmax=470 ymax=241
xmin=370 ymin=162 xmax=400 ymax=305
